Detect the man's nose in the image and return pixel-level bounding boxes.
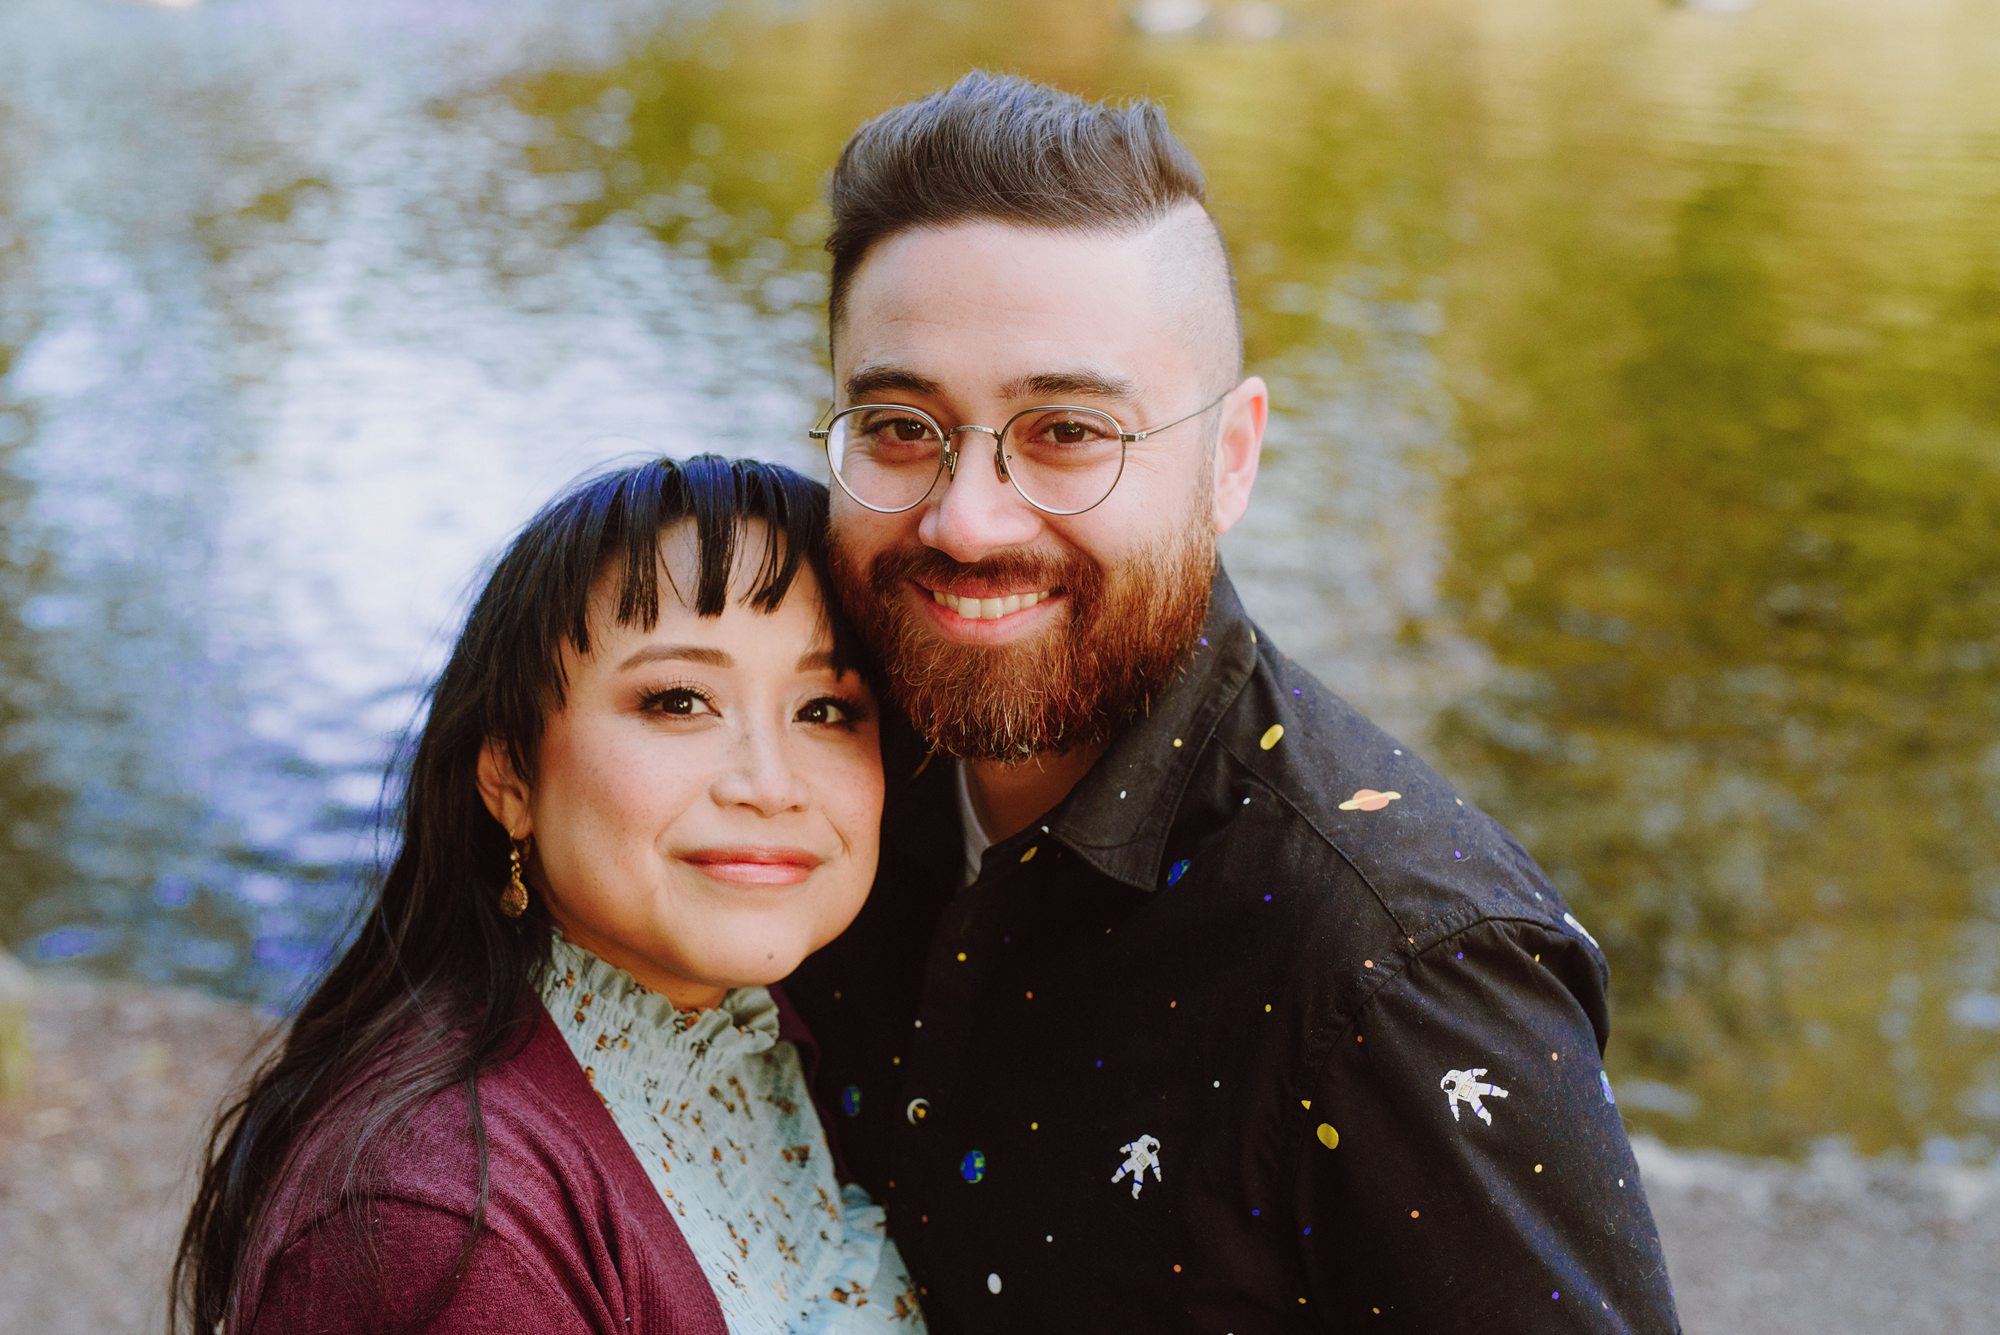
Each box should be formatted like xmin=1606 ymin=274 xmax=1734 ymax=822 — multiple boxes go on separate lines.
xmin=710 ymin=723 xmax=809 ymax=816
xmin=917 ymin=431 xmax=1043 ymax=562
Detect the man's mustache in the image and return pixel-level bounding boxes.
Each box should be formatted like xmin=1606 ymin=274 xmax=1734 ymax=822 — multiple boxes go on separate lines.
xmin=868 ymin=546 xmax=1088 ymax=595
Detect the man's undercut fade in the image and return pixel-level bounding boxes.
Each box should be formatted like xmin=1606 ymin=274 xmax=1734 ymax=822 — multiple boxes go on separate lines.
xmin=826 ymin=71 xmax=1229 ymax=340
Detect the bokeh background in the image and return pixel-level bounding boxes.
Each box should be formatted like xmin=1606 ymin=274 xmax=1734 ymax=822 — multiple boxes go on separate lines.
xmin=1 ymin=0 xmax=1997 ymax=1327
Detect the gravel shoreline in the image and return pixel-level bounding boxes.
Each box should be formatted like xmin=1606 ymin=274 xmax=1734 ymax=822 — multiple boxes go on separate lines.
xmin=0 ymin=972 xmax=274 ymax=1332
xmin=3 ymin=971 xmax=1993 ymax=1332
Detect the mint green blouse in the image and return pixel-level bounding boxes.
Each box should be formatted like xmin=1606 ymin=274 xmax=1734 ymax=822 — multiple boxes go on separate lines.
xmin=541 ymin=936 xmax=925 ymax=1332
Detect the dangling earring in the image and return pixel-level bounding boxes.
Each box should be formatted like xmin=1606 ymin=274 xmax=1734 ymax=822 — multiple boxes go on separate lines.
xmin=499 ymin=839 xmax=530 ymax=918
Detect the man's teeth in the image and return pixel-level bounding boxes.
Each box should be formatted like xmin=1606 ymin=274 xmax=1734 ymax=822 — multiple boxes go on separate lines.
xmin=930 ymin=589 xmax=1051 ymax=620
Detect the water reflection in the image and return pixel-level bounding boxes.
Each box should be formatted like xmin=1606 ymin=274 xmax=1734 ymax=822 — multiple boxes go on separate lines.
xmin=0 ymin=148 xmax=75 ymax=957
xmin=0 ymin=0 xmax=1993 ymax=1159
xmin=1432 ymin=0 xmax=2000 ymax=1156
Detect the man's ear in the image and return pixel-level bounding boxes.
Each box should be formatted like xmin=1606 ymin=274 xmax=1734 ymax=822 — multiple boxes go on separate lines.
xmin=1211 ymin=375 xmax=1267 ymax=537
xmin=476 ymin=738 xmax=534 ymax=839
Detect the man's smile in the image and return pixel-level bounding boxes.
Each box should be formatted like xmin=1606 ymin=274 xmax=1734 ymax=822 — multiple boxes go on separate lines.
xmin=926 ymin=587 xmax=1053 ymax=621
xmin=908 ymin=577 xmax=1066 ymax=642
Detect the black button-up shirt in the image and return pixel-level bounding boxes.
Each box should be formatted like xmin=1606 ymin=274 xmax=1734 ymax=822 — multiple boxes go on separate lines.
xmin=789 ymin=571 xmax=1679 ymax=1332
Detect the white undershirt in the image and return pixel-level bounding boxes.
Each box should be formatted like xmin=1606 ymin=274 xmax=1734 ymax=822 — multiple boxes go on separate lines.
xmin=952 ymin=759 xmax=994 ymax=887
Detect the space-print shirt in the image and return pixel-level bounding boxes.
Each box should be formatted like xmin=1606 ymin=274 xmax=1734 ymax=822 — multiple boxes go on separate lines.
xmin=787 ymin=569 xmax=1680 ymax=1333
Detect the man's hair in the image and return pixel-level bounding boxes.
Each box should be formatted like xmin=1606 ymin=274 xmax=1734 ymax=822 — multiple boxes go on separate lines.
xmin=826 ymin=71 xmax=1219 ymax=337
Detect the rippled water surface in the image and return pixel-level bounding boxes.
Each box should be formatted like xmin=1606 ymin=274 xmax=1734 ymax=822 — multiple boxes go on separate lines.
xmin=2 ymin=0 xmax=1996 ymax=1161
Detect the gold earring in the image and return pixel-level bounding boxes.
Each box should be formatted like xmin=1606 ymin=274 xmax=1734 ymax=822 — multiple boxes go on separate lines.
xmin=499 ymin=840 xmax=529 ymax=918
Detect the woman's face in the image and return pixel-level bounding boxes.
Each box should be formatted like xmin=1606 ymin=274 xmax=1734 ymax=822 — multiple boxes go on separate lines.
xmin=480 ymin=520 xmax=883 ymax=1009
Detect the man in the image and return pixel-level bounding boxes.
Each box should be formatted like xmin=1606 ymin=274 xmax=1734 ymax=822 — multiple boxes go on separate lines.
xmin=787 ymin=72 xmax=1679 ymax=1332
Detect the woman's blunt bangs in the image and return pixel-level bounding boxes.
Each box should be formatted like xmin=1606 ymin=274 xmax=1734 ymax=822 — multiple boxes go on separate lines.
xmin=484 ymin=455 xmax=869 ymax=775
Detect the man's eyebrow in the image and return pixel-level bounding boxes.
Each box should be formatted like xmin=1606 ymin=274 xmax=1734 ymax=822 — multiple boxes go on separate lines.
xmin=617 ymin=644 xmax=731 ymax=671
xmin=844 ymin=365 xmax=1139 ymax=407
xmin=999 ymin=369 xmax=1139 ymax=402
xmin=845 ymin=365 xmax=944 ymax=402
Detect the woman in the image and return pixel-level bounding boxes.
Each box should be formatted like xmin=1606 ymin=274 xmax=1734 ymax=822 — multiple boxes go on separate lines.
xmin=174 ymin=456 xmax=924 ymax=1332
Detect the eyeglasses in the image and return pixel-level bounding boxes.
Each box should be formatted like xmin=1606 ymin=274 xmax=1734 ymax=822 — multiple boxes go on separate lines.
xmin=808 ymin=386 xmax=1234 ymax=516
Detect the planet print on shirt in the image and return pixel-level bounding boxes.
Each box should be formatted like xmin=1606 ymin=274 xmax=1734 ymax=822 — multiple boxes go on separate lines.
xmin=840 ymin=1085 xmax=862 ymax=1117
xmin=1339 ymin=789 xmax=1402 ymax=812
xmin=960 ymin=1150 xmax=987 ymax=1183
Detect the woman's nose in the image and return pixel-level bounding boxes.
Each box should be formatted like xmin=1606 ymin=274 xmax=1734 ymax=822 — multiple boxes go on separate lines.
xmin=710 ymin=722 xmax=810 ymax=815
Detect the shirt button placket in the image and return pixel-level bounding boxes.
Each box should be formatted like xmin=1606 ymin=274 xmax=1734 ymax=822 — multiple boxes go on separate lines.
xmin=898 ymin=863 xmax=1014 ymax=1251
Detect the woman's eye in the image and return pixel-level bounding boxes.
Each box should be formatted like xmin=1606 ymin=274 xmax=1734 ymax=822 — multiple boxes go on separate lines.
xmin=640 ymin=687 xmax=714 ymax=717
xmin=799 ymin=695 xmax=870 ymax=728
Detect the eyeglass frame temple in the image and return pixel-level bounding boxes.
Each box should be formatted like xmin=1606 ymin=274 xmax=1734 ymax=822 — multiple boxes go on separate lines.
xmin=1117 ymin=383 xmax=1238 ymax=442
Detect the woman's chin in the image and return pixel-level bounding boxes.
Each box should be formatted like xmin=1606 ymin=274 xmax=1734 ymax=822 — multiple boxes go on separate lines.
xmin=694 ymin=939 xmax=818 ymax=994
xmin=688 ymin=907 xmax=865 ymax=991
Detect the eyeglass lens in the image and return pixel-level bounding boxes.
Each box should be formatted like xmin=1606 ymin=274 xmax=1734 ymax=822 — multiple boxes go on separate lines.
xmin=825 ymin=406 xmax=1125 ymax=514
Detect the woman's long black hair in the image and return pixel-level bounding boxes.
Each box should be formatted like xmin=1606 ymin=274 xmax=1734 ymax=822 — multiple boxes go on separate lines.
xmin=172 ymin=454 xmax=865 ymax=1331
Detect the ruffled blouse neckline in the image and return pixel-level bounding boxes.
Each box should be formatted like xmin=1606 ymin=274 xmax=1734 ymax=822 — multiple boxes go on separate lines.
xmin=542 ymin=934 xmax=779 ymax=1089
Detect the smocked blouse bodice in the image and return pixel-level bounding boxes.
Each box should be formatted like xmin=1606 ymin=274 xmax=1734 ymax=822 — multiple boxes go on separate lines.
xmin=541 ymin=936 xmax=924 ymax=1332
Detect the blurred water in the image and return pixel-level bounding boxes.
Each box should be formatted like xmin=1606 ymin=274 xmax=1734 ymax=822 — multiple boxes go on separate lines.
xmin=0 ymin=0 xmax=1995 ymax=1161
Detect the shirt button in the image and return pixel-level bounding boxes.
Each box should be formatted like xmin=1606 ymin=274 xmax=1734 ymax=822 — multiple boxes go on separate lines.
xmin=906 ymin=1097 xmax=932 ymax=1124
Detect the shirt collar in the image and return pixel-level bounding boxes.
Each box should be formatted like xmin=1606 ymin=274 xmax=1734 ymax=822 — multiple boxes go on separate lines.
xmin=1040 ymin=566 xmax=1259 ymax=892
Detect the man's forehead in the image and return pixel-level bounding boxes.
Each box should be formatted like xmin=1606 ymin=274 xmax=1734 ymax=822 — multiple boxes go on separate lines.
xmin=832 ymin=208 xmax=1237 ymax=386
xmin=837 ymin=229 xmax=1170 ymax=374
xmin=843 ymin=221 xmax=1158 ymax=311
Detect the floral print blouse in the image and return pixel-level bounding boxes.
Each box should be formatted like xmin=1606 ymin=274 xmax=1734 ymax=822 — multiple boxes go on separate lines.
xmin=542 ymin=935 xmax=924 ymax=1332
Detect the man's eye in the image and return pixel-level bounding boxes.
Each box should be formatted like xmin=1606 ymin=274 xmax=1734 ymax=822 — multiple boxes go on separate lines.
xmin=864 ymin=416 xmax=933 ymax=444
xmin=1036 ymin=416 xmax=1112 ymax=446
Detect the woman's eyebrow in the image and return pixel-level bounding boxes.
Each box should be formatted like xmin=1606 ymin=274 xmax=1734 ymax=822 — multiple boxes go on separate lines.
xmin=617 ymin=643 xmax=731 ymax=671
xmin=617 ymin=645 xmax=838 ymax=673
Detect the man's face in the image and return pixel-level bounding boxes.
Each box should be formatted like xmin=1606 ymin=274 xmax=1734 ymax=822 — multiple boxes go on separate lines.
xmin=826 ymin=216 xmax=1243 ymax=762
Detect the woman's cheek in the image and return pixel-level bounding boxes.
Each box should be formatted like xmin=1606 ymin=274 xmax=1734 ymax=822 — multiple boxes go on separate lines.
xmin=833 ymin=747 xmax=885 ymax=860
xmin=592 ymin=723 xmax=700 ymax=822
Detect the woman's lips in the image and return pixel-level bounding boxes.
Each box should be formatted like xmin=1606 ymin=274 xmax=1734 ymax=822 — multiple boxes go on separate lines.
xmin=680 ymin=847 xmax=822 ymax=886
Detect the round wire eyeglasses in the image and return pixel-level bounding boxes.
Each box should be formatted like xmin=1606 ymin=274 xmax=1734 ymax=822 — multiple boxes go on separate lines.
xmin=808 ymin=385 xmax=1234 ymax=516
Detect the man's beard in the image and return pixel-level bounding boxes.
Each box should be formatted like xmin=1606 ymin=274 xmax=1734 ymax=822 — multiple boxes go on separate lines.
xmin=829 ymin=525 xmax=1216 ymax=764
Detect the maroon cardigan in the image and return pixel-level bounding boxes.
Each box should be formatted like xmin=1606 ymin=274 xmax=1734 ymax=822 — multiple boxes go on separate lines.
xmin=236 ymin=993 xmax=824 ymax=1333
